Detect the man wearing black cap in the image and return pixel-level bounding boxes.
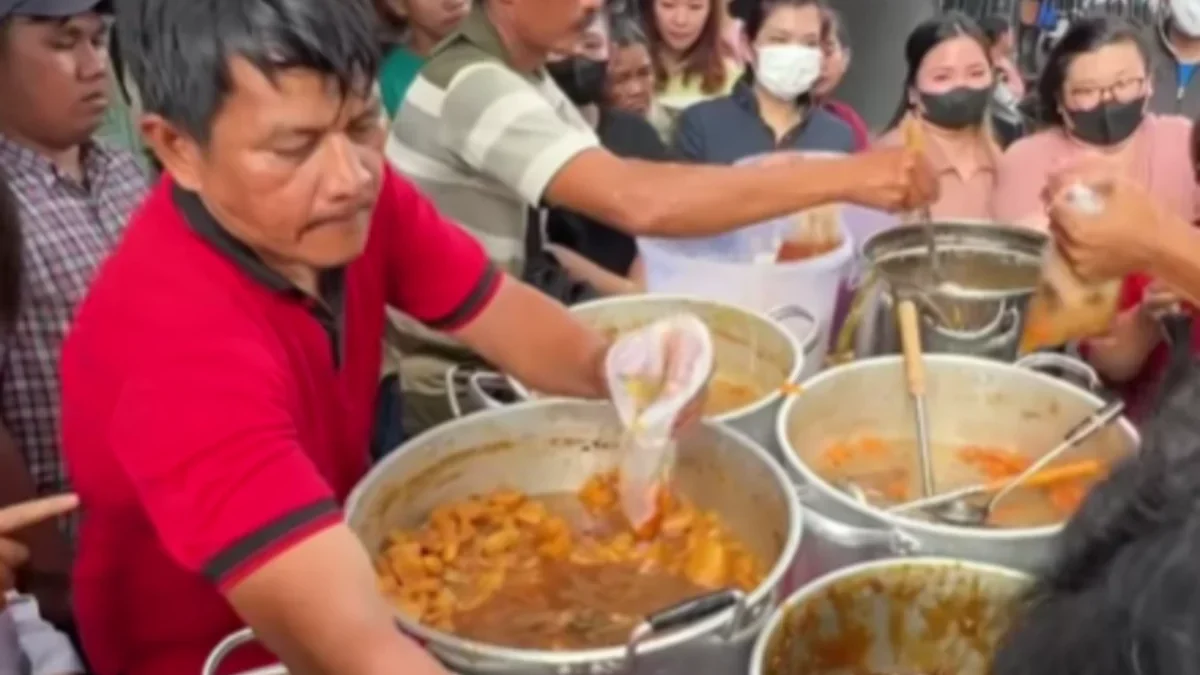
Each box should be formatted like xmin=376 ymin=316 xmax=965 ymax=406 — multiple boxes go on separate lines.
xmin=0 ymin=0 xmax=148 ymax=640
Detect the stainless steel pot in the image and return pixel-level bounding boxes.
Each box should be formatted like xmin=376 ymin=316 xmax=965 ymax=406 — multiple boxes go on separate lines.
xmin=345 ymin=400 xmax=802 ymax=675
xmin=751 ymin=558 xmax=1031 ymax=675
xmin=456 ymin=295 xmax=816 ymax=458
xmin=836 ymin=223 xmax=1046 ymax=362
xmin=777 ymin=354 xmax=1139 ymax=578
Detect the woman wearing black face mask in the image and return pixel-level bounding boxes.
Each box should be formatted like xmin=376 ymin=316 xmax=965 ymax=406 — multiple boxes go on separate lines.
xmin=543 ymin=13 xmax=668 ymax=296
xmin=877 ymin=12 xmax=1001 ymax=221
xmin=994 ymin=16 xmax=1198 ymax=410
xmin=994 ymin=16 xmax=1194 ymax=231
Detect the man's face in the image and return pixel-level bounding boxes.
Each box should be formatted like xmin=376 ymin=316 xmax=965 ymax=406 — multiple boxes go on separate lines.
xmin=511 ymin=0 xmax=602 ymax=55
xmin=0 ymin=12 xmax=110 ymax=149
xmin=148 ymin=58 xmax=387 ymax=271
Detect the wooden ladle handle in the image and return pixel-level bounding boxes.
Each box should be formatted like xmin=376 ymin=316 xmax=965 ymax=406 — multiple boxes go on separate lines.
xmin=897 ymin=299 xmax=925 ymax=396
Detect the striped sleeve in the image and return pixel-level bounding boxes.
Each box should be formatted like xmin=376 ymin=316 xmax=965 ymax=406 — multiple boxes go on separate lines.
xmin=440 ymin=62 xmax=600 ymax=206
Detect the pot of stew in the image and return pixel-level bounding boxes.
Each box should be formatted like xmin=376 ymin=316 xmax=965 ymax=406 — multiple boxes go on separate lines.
xmin=776 ymin=354 xmax=1138 ymax=578
xmin=458 ymin=295 xmax=815 ymax=458
xmin=346 ymin=399 xmax=802 ymax=675
xmin=751 ymin=558 xmax=1031 ymax=675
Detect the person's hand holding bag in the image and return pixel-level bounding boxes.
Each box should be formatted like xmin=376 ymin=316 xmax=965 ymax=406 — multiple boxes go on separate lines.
xmin=606 ymin=315 xmax=713 ymax=536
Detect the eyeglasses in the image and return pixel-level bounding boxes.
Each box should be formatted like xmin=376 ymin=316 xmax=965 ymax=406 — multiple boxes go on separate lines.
xmin=1065 ymin=76 xmax=1147 ymax=108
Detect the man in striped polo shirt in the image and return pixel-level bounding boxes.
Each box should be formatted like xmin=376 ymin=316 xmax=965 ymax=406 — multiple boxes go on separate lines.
xmin=386 ymin=0 xmax=940 ymax=434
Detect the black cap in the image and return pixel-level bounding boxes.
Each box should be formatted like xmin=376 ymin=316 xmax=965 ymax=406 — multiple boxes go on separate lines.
xmin=0 ymin=0 xmax=109 ymax=21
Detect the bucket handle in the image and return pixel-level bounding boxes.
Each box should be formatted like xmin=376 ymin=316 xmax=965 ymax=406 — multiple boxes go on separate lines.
xmin=202 ymin=627 xmax=282 ymax=675
xmin=444 ymin=366 xmax=517 ymax=418
xmin=768 ymin=305 xmax=822 ymax=358
xmin=796 ymin=485 xmax=920 ymax=555
xmin=1015 ymin=352 xmax=1102 ymax=392
xmin=625 ymin=588 xmax=746 ymax=666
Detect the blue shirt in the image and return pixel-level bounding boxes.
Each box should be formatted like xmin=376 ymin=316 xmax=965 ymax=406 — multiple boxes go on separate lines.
xmin=673 ymin=81 xmax=858 ymax=164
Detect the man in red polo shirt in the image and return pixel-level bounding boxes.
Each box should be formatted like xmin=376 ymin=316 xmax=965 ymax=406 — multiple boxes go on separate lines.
xmin=57 ymin=0 xmax=637 ymax=673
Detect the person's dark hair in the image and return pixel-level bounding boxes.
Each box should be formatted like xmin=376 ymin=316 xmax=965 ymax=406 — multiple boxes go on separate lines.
xmin=1034 ymin=15 xmax=1149 ymax=126
xmin=885 ymin=10 xmax=991 ymax=131
xmin=373 ymin=0 xmax=407 ymax=47
xmin=978 ymin=14 xmax=1010 ymax=48
xmin=991 ymin=430 xmax=1200 ymax=675
xmin=819 ymin=4 xmax=849 ymax=52
xmin=638 ymin=0 xmax=727 ymax=94
xmin=115 ymin=0 xmax=382 ymax=145
xmin=740 ymin=0 xmax=826 ymax=104
xmin=0 ymin=169 xmax=21 ymax=331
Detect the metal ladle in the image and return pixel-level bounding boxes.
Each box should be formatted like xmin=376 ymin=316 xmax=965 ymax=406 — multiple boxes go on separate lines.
xmin=897 ymin=299 xmax=936 ymax=498
xmin=923 ymin=398 xmax=1126 ymax=527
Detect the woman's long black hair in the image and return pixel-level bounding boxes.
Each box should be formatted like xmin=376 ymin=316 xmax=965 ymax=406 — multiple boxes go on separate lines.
xmin=885 ymin=10 xmax=991 ymax=131
xmin=0 ymin=169 xmax=22 ymax=331
xmin=1034 ymin=15 xmax=1149 ymax=127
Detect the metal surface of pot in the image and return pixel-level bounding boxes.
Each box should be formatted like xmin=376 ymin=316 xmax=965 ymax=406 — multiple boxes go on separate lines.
xmin=751 ymin=558 xmax=1031 ymax=675
xmin=777 ymin=355 xmax=1139 ymax=578
xmin=460 ymin=295 xmax=815 ymax=458
xmin=346 ymin=400 xmax=802 ymax=675
xmin=838 ymin=223 xmax=1046 ymax=362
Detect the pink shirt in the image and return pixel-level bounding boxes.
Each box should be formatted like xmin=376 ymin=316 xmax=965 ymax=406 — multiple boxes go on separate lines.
xmin=877 ymin=123 xmax=999 ymax=221
xmin=993 ymin=114 xmax=1198 ymax=226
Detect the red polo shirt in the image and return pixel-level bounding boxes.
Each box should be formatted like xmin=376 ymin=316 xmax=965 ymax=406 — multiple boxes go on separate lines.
xmin=60 ymin=167 xmax=501 ymax=675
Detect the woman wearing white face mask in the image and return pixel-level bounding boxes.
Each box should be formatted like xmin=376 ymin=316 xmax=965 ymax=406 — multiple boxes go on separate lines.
xmin=672 ymin=0 xmax=856 ymax=164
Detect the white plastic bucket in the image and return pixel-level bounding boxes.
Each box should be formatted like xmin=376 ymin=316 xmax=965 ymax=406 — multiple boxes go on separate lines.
xmin=637 ymin=228 xmax=853 ymax=376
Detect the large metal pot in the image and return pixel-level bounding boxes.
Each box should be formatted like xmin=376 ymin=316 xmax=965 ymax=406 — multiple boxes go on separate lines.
xmin=836 ymin=223 xmax=1045 ymax=362
xmin=346 ymin=400 xmax=802 ymax=675
xmin=751 ymin=558 xmax=1031 ymax=675
xmin=777 ymin=354 xmax=1138 ymax=578
xmin=459 ymin=295 xmax=816 ymax=458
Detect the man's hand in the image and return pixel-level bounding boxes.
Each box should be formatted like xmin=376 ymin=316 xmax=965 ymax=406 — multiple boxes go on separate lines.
xmin=842 ymin=146 xmax=939 ymax=213
xmin=1044 ymin=169 xmax=1170 ymax=280
xmin=0 ymin=494 xmax=79 ymax=609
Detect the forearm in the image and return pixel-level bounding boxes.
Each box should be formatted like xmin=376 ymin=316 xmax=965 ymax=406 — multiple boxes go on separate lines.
xmin=1084 ymin=311 xmax=1161 ymax=383
xmin=551 ymin=155 xmax=861 ymax=238
xmin=455 ymin=278 xmax=609 ymax=398
xmin=1148 ymin=222 xmax=1200 ymax=307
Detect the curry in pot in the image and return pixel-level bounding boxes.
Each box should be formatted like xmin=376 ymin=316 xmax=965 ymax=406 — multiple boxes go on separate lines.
xmin=816 ymin=435 xmax=1109 ymax=527
xmin=375 ymin=472 xmax=765 ymax=649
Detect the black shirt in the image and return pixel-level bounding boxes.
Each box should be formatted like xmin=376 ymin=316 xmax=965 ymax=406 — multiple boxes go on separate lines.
xmin=544 ymin=108 xmax=666 ymax=275
xmin=673 ymin=81 xmax=857 ymax=164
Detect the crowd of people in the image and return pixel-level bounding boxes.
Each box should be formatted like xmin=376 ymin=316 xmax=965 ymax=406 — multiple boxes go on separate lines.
xmin=4 ymin=0 xmax=1200 ymax=672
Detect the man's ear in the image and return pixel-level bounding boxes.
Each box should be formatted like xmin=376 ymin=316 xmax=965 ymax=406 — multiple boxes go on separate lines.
xmin=140 ymin=114 xmax=204 ymax=190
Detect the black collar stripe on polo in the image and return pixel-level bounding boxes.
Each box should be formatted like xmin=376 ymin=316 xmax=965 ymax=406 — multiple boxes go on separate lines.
xmin=201 ymin=497 xmax=339 ymax=584
xmin=173 ymin=185 xmax=347 ymax=368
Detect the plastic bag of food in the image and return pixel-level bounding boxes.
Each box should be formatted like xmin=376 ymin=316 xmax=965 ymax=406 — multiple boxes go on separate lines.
xmin=606 ymin=315 xmax=714 ymax=535
xmin=776 ymin=205 xmax=844 ymax=262
xmin=1019 ymin=185 xmax=1123 ymax=353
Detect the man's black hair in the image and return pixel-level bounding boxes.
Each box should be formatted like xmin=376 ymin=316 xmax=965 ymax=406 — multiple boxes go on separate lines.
xmin=113 ymin=0 xmax=382 ymax=144
xmin=992 ymin=425 xmax=1200 ymax=675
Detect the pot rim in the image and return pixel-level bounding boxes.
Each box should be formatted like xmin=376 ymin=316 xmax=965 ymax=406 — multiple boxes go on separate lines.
xmin=346 ymin=399 xmax=804 ymax=666
xmin=774 ymin=354 xmax=1140 ymax=542
xmin=748 ymin=556 xmax=1033 ymax=675
xmin=513 ymin=293 xmax=807 ymax=422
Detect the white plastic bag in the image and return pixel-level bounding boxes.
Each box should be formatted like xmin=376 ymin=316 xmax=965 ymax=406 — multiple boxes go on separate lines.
xmin=606 ymin=314 xmax=714 ymax=535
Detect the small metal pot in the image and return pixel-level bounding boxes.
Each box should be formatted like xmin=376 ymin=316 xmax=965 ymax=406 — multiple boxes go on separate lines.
xmin=837 ymin=223 xmax=1046 ymax=363
xmin=346 ymin=400 xmax=803 ymax=675
xmin=751 ymin=558 xmax=1031 ymax=675
xmin=454 ymin=294 xmax=817 ymax=458
xmin=777 ymin=354 xmax=1138 ymax=579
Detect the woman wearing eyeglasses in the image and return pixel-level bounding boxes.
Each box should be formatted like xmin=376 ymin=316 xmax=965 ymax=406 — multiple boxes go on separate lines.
xmin=994 ymin=15 xmax=1199 ymax=419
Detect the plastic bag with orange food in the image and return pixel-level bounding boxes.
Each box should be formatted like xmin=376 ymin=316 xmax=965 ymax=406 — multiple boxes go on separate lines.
xmin=1020 ymin=184 xmax=1123 ymax=353
xmin=606 ymin=315 xmax=714 ymax=536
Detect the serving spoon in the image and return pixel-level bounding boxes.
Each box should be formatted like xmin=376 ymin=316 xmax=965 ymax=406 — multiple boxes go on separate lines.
xmin=919 ymin=399 xmax=1125 ymax=526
